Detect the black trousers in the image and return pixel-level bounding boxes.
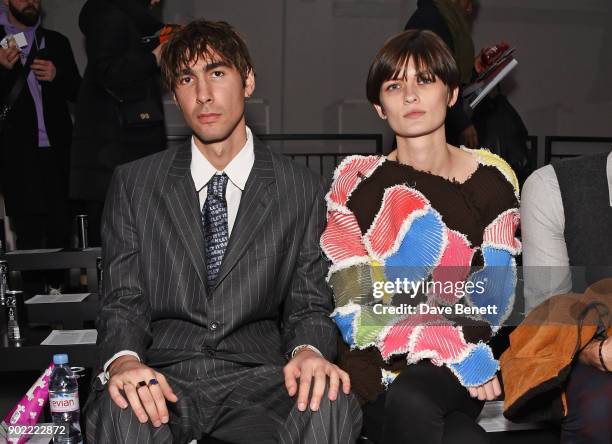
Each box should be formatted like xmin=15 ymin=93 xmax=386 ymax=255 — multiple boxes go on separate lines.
xmin=362 ymin=361 xmax=487 ymax=444
xmin=562 ymin=362 xmax=612 ymax=443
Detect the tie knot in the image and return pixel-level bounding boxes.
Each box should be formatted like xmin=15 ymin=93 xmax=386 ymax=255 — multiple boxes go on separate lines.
xmin=208 ymin=173 xmax=228 ymax=198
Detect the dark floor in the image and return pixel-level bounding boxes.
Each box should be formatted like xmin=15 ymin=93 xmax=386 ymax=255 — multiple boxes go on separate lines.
xmin=487 ymin=429 xmax=560 ymax=444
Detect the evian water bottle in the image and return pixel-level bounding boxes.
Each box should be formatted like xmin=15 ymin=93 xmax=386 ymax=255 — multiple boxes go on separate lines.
xmin=49 ymin=354 xmax=82 ymax=444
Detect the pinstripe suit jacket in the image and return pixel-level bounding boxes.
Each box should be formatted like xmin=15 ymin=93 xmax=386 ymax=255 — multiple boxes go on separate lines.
xmin=97 ymin=140 xmax=337 ymax=375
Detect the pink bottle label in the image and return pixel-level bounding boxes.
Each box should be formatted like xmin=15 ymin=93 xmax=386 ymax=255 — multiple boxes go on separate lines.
xmin=49 ymin=393 xmax=80 ymax=413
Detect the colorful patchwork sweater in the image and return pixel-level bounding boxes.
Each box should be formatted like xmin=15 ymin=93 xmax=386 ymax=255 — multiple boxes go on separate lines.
xmin=321 ymin=149 xmax=521 ymax=403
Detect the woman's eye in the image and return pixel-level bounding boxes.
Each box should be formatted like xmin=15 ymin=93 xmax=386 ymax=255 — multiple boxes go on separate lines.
xmin=417 ymin=76 xmax=434 ymax=85
xmin=386 ymin=83 xmax=400 ymax=91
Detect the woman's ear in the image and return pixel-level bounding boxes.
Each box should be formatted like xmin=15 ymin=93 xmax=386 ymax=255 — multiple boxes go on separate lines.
xmin=373 ymin=103 xmax=387 ymax=120
xmin=448 ymin=86 xmax=459 ymax=107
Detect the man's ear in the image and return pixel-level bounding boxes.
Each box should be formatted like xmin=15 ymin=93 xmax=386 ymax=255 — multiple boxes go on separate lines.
xmin=244 ymin=69 xmax=255 ymax=99
xmin=448 ymin=86 xmax=459 ymax=107
xmin=172 ymin=92 xmax=181 ymax=109
xmin=373 ymin=103 xmax=387 ymax=120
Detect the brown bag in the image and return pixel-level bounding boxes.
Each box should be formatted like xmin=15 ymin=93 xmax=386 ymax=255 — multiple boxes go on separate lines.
xmin=500 ymin=279 xmax=612 ymax=423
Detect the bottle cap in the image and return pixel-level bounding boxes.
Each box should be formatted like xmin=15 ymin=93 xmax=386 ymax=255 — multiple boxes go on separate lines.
xmin=53 ymin=354 xmax=69 ymax=365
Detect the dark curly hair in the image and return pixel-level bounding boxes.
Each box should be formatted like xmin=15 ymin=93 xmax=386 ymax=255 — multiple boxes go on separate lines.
xmin=160 ymin=19 xmax=254 ymax=91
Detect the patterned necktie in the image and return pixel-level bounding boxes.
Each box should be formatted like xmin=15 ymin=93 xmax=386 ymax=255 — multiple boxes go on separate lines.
xmin=202 ymin=173 xmax=229 ymax=287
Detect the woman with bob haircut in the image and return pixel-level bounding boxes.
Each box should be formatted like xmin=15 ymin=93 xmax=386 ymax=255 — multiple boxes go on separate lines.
xmin=321 ymin=29 xmax=521 ymax=443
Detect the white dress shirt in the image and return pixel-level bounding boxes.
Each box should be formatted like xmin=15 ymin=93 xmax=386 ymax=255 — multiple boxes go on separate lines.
xmin=521 ymin=151 xmax=612 ymax=313
xmin=191 ymin=126 xmax=255 ymax=234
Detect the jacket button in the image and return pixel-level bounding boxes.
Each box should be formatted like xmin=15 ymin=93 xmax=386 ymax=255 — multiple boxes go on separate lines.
xmin=209 ymin=321 xmax=219 ymax=331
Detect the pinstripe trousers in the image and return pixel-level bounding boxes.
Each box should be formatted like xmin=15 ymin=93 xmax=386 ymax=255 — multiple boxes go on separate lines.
xmin=84 ymin=356 xmax=362 ymax=444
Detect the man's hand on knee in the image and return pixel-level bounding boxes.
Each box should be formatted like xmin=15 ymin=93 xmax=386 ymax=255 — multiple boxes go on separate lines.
xmin=283 ymin=350 xmax=351 ymax=413
xmin=107 ymin=356 xmax=178 ymax=427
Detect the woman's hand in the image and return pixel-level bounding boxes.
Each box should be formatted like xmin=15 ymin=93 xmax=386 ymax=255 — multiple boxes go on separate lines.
xmin=467 ymin=375 xmax=502 ymax=401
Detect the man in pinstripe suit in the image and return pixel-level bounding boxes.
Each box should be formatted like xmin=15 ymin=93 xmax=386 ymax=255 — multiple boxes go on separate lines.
xmin=84 ymin=19 xmax=362 ymax=444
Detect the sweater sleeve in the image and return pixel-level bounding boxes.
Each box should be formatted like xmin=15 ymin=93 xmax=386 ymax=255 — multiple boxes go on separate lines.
xmin=321 ymin=156 xmax=390 ymax=349
xmin=445 ymin=150 xmax=521 ymax=386
xmin=442 ymin=208 xmax=520 ymax=386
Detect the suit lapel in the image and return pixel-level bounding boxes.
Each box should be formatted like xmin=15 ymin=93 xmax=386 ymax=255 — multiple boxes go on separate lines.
xmin=162 ymin=143 xmax=208 ymax=290
xmin=212 ymin=141 xmax=276 ymax=290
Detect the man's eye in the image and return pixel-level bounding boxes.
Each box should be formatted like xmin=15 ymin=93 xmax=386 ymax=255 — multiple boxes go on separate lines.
xmin=179 ymin=76 xmax=192 ymax=85
xmin=211 ymin=71 xmax=225 ymax=78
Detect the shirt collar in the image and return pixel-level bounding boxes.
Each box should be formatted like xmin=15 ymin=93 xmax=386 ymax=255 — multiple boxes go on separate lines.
xmin=190 ymin=126 xmax=255 ymax=192
xmin=607 ymin=151 xmax=612 ymax=207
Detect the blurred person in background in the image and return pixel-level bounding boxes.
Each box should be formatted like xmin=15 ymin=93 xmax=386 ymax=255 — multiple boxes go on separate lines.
xmin=405 ymin=0 xmax=478 ymax=148
xmin=70 ymin=0 xmax=168 ymax=246
xmin=0 ymin=0 xmax=80 ymax=251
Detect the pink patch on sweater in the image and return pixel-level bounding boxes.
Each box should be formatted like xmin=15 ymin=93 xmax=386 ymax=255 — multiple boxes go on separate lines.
xmin=379 ymin=312 xmax=444 ymax=360
xmin=322 ymin=211 xmax=368 ymax=262
xmin=411 ymin=325 xmax=468 ymax=363
xmin=365 ymin=186 xmax=428 ymax=258
xmin=432 ymin=229 xmax=474 ymax=304
xmin=483 ymin=208 xmax=520 ymax=250
xmin=328 ymin=156 xmax=382 ymax=207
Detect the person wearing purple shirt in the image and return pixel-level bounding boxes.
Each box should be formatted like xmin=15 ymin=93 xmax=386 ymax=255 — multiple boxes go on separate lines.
xmin=0 ymin=0 xmax=81 ymax=250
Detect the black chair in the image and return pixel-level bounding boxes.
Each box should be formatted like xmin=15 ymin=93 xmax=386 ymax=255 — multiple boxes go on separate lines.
xmin=1 ymin=247 xmax=101 ymax=293
xmin=1 ymin=248 xmax=101 ymax=329
xmin=544 ymin=136 xmax=612 ymax=165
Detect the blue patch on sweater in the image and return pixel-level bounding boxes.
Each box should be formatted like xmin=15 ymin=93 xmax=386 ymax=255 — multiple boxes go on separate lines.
xmin=385 ymin=208 xmax=444 ymax=284
xmin=467 ymin=247 xmax=515 ymax=326
xmin=449 ymin=343 xmax=499 ymax=386
xmin=332 ymin=310 xmax=357 ymax=346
